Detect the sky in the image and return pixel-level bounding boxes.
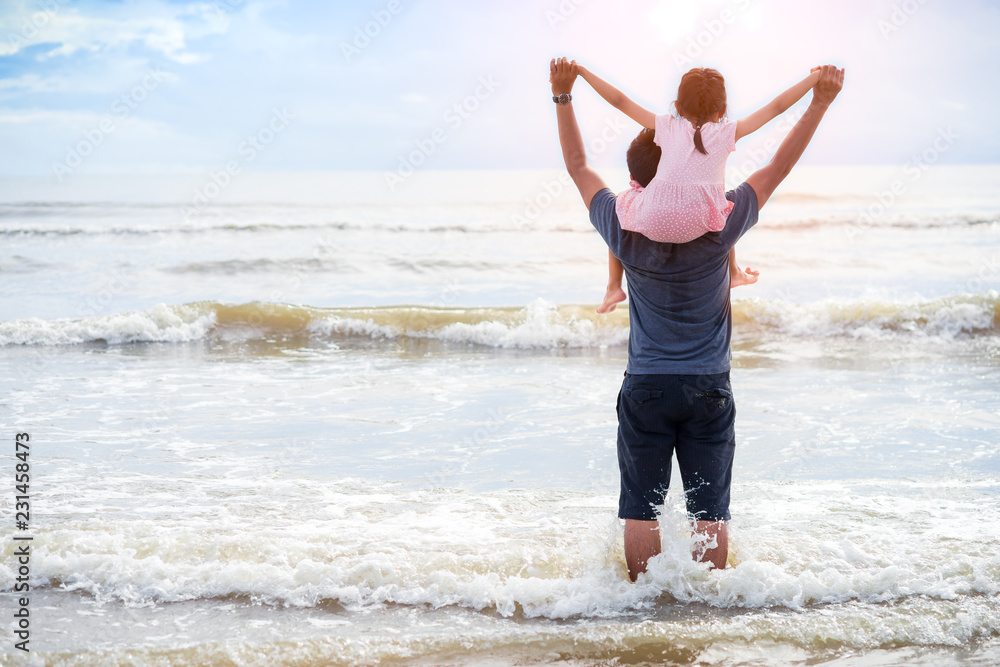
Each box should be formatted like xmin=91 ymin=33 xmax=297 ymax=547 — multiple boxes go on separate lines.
xmin=0 ymin=0 xmax=998 ymax=179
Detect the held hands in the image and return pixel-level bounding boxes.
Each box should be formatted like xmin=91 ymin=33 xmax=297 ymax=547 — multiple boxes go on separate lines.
xmin=811 ymin=65 xmax=845 ymax=107
xmin=550 ymin=57 xmax=579 ymax=96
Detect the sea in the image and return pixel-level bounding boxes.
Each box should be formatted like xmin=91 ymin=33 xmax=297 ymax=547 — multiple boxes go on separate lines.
xmin=1 ymin=166 xmax=998 ymax=666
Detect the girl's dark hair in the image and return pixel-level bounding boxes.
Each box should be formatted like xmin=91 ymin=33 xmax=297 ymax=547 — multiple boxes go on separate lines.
xmin=676 ymin=68 xmax=727 ymax=155
xmin=626 ymin=128 xmax=661 ymax=188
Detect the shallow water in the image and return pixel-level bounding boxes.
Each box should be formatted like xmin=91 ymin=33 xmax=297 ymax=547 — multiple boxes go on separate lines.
xmin=1 ymin=167 xmax=999 ymax=665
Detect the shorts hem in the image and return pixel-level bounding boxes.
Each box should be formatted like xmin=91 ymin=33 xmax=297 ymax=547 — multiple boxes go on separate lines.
xmin=618 ymin=508 xmax=659 ymax=521
xmin=619 ymin=509 xmax=731 ymax=522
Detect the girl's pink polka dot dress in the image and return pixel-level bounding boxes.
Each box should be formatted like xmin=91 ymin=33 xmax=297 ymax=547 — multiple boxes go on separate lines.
xmin=616 ymin=114 xmax=737 ymax=243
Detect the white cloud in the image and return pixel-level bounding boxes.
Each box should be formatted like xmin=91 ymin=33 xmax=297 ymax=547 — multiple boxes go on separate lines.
xmin=0 ymin=72 xmax=67 ymax=94
xmin=0 ymin=106 xmax=174 ymax=137
xmin=0 ymin=0 xmax=234 ymax=62
xmin=0 ymin=107 xmax=99 ymax=124
xmin=0 ymin=0 xmax=997 ymax=173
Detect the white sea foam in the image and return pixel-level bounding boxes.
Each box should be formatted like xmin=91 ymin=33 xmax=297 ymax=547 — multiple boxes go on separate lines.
xmin=2 ymin=293 xmax=997 ymax=348
xmin=0 ymin=303 xmax=216 ymax=346
xmin=5 ymin=476 xmax=997 ymax=625
xmin=734 ymin=291 xmax=999 ymax=340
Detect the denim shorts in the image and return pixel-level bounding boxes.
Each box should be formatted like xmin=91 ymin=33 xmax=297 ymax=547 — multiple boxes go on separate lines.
xmin=616 ymin=371 xmax=736 ymax=522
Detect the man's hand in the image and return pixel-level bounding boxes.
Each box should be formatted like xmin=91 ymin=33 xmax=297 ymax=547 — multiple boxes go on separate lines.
xmin=550 ymin=56 xmax=607 ymax=209
xmin=811 ymin=65 xmax=845 ymax=108
xmin=550 ymin=57 xmax=578 ymax=96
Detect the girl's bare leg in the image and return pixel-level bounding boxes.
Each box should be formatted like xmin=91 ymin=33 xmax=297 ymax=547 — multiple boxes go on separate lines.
xmin=598 ymin=249 xmax=627 ymax=313
xmin=729 ymin=247 xmax=759 ymax=288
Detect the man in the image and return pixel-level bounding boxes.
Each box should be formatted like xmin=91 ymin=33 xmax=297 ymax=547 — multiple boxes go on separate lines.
xmin=550 ymin=57 xmax=844 ymax=581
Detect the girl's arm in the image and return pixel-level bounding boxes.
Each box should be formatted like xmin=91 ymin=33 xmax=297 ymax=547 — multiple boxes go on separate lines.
xmin=577 ymin=63 xmax=656 ymax=130
xmin=735 ymin=69 xmax=821 ymax=141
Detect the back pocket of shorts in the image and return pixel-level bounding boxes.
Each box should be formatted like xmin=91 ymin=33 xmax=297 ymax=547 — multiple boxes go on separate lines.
xmin=694 ymin=386 xmax=732 ymax=411
xmin=626 ymin=386 xmax=664 ymax=404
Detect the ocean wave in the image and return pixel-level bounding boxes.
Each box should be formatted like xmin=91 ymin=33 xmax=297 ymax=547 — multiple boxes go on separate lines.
xmin=3 ymin=478 xmax=998 ymax=620
xmin=760 ymin=213 xmax=1000 ymax=231
xmin=0 ymin=303 xmax=216 ymax=346
xmin=165 ymin=257 xmax=343 ymax=275
xmin=2 ymin=202 xmax=996 ymax=238
xmin=0 ymin=219 xmax=354 ymax=238
xmin=0 ymin=218 xmax=589 ymax=238
xmin=1 ymin=293 xmax=997 ymax=348
xmin=0 ymin=254 xmax=59 ymax=273
xmin=733 ymin=291 xmax=1000 ymax=340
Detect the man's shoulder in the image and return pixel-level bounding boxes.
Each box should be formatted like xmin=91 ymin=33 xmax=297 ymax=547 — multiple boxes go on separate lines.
xmin=725 ymin=181 xmax=757 ymax=205
xmin=588 ymin=188 xmax=618 ymax=234
xmin=589 ymin=187 xmax=616 ymax=213
xmin=590 ymin=188 xmax=662 ymax=266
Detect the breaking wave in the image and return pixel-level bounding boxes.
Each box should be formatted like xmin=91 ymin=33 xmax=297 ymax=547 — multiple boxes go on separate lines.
xmin=1 ymin=293 xmax=997 ymax=348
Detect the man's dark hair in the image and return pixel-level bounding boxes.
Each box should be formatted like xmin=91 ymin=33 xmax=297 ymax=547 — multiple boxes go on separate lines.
xmin=626 ymin=128 xmax=661 ymax=188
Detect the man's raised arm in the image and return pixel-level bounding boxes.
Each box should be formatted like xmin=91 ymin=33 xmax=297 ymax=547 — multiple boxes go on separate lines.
xmin=745 ymin=65 xmax=845 ymax=210
xmin=551 ymin=57 xmax=608 ymax=211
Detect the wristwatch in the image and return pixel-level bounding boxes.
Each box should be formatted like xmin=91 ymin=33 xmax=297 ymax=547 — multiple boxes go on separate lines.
xmin=552 ymin=93 xmax=572 ymax=105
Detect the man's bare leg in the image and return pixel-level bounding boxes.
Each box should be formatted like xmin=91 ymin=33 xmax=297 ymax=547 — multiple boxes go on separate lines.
xmin=728 ymin=248 xmax=759 ymax=288
xmin=598 ymin=249 xmax=627 ymax=313
xmin=625 ymin=518 xmax=728 ymax=580
xmin=694 ymin=520 xmax=728 ymax=570
xmin=624 ymin=518 xmax=660 ymax=581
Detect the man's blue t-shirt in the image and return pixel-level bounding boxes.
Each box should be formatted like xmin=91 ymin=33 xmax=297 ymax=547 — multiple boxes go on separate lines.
xmin=589 ymin=182 xmax=759 ymax=375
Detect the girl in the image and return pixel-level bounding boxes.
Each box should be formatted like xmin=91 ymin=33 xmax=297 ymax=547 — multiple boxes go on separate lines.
xmin=575 ymin=63 xmax=821 ymax=313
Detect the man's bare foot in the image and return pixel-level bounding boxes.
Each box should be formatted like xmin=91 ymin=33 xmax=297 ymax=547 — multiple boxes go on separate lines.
xmin=730 ymin=266 xmax=759 ymax=288
xmin=597 ymin=286 xmax=627 ymax=313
